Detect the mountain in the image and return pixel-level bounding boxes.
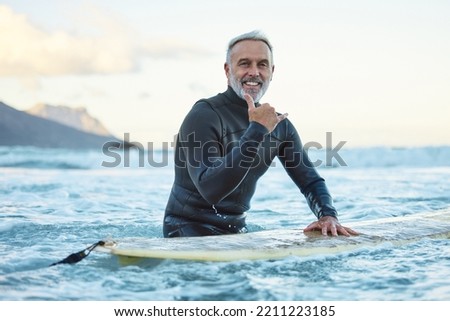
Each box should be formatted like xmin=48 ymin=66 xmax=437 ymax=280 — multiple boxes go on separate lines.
xmin=27 ymin=104 xmax=111 ymax=136
xmin=0 ymin=101 xmax=122 ymax=149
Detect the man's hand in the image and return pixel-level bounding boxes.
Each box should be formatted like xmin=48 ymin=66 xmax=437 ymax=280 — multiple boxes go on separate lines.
xmin=244 ymin=94 xmax=288 ymax=133
xmin=303 ymin=216 xmax=359 ymax=237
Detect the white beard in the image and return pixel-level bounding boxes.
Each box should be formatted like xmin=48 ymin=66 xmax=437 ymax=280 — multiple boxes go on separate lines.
xmin=228 ymin=74 xmax=269 ymax=103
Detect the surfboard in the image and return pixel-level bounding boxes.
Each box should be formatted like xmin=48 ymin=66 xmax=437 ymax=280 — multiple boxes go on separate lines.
xmin=94 ymin=209 xmax=450 ymax=265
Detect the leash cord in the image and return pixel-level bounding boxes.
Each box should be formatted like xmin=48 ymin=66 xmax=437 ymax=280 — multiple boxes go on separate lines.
xmin=49 ymin=240 xmax=105 ymax=266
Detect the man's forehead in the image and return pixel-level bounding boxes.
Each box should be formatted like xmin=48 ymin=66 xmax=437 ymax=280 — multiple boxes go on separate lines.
xmin=230 ymin=40 xmax=272 ymax=61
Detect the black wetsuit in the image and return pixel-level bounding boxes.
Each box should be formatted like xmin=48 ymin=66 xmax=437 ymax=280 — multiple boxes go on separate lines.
xmin=163 ymin=86 xmax=337 ymax=237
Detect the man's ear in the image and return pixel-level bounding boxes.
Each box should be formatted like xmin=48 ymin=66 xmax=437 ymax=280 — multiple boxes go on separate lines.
xmin=224 ymin=62 xmax=230 ymax=78
xmin=271 ymin=65 xmax=275 ymax=81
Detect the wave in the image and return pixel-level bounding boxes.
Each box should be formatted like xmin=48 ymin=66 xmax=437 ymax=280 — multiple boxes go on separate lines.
xmin=1 ymin=160 xmax=89 ymax=169
xmin=320 ymin=145 xmax=450 ymax=169
xmin=1 ymin=145 xmax=449 ymax=169
xmin=0 ymin=146 xmax=102 ymax=170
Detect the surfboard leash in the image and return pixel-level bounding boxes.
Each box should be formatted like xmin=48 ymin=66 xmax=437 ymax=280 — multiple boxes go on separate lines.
xmin=49 ymin=240 xmax=105 ymax=266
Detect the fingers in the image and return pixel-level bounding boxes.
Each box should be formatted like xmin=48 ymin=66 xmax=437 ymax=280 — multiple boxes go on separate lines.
xmin=303 ymin=221 xmax=359 ymax=237
xmin=244 ymin=93 xmax=256 ymax=111
xmin=245 ymin=94 xmax=287 ymax=121
xmin=337 ymin=226 xmax=350 ymax=237
xmin=303 ymin=221 xmax=318 ymax=232
xmin=325 ymin=224 xmax=338 ymax=237
xmin=245 ymin=94 xmax=287 ymax=132
xmin=277 ymin=113 xmax=288 ymax=122
xmin=344 ymin=227 xmax=359 ymax=236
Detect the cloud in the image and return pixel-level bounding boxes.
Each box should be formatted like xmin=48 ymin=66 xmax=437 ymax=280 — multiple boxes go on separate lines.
xmin=0 ymin=5 xmax=215 ymax=77
xmin=0 ymin=5 xmax=135 ymax=76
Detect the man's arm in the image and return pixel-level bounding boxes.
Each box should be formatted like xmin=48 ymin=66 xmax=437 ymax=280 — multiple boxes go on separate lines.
xmin=278 ymin=123 xmax=337 ymax=218
xmin=277 ymin=123 xmax=358 ymax=236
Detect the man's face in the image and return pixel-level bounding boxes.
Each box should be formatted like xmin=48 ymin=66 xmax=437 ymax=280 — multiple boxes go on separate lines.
xmin=225 ymin=40 xmax=274 ymax=103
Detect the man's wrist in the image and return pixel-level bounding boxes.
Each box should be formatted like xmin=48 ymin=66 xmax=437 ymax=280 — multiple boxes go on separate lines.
xmin=319 ymin=214 xmax=338 ymax=221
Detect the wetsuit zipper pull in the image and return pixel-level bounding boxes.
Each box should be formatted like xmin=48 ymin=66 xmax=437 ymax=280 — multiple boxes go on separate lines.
xmin=212 ymin=204 xmax=218 ymax=214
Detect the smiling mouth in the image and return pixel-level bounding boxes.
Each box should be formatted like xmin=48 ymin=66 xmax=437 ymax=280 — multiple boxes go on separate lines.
xmin=242 ymin=80 xmax=262 ymax=87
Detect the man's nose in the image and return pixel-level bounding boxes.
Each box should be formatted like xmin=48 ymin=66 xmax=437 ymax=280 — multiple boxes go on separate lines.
xmin=248 ymin=63 xmax=260 ymax=77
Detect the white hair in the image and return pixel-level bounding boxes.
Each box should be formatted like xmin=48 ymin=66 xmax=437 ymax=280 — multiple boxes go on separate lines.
xmin=226 ymin=30 xmax=274 ymax=64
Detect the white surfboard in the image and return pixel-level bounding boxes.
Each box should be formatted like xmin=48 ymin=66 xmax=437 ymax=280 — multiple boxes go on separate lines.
xmin=94 ymin=209 xmax=450 ymax=265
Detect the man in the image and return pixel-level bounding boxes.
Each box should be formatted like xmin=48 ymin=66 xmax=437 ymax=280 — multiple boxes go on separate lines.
xmin=163 ymin=30 xmax=357 ymax=238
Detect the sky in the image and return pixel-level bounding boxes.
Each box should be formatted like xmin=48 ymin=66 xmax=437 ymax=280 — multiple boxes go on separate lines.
xmin=1 ymin=0 xmax=449 ymax=147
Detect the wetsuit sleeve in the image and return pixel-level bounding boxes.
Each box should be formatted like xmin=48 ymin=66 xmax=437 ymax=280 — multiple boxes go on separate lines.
xmin=278 ymin=121 xmax=338 ymax=219
xmin=178 ymin=102 xmax=268 ymax=205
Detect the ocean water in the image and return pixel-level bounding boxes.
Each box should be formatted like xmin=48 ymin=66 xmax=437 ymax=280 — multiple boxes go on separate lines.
xmin=1 ymin=145 xmax=450 ymax=301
